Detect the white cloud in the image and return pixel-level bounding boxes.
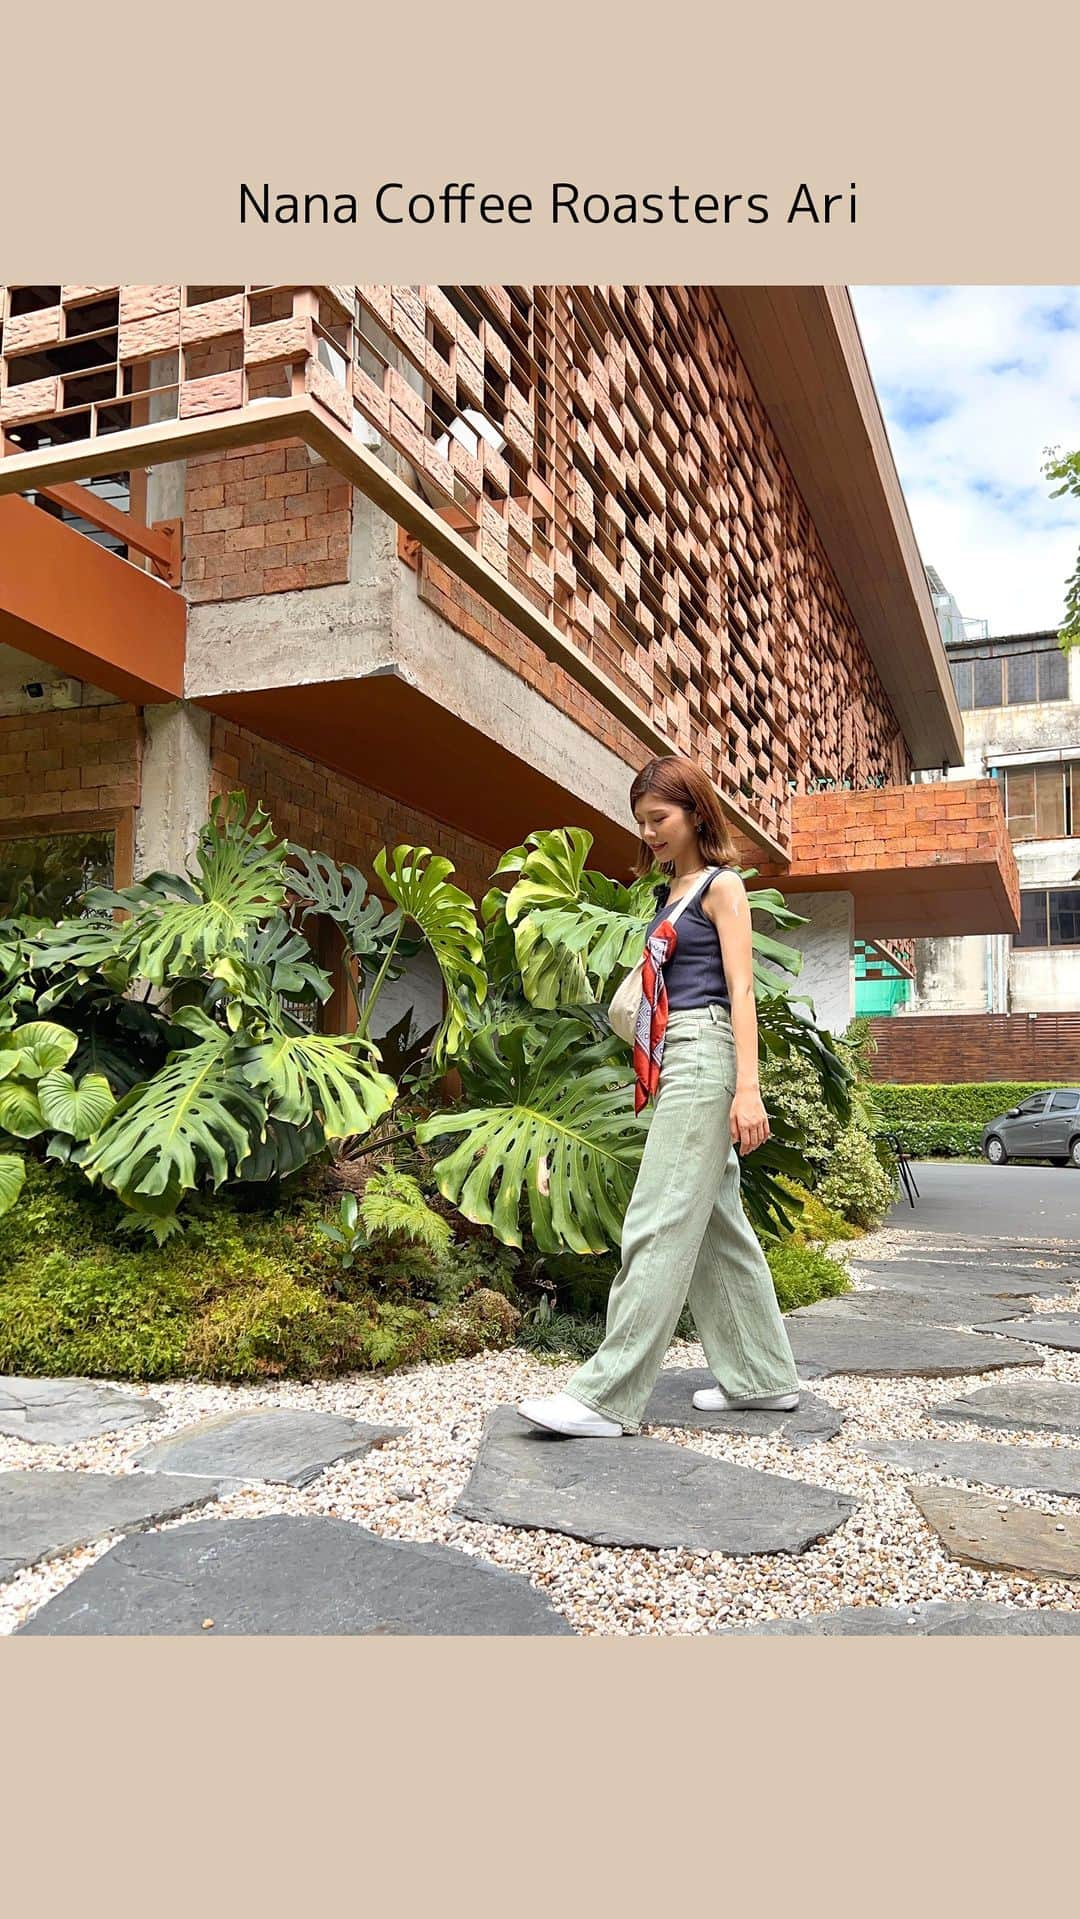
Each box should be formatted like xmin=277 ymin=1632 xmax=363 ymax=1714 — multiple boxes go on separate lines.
xmin=850 ymin=286 xmax=1080 ymax=635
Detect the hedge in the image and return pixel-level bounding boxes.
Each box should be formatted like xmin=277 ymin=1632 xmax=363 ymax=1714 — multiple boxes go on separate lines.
xmin=872 ymin=1083 xmax=1063 ymax=1158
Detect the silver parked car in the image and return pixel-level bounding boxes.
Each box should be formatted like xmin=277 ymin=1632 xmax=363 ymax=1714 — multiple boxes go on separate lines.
xmin=982 ymin=1089 xmax=1080 ymax=1167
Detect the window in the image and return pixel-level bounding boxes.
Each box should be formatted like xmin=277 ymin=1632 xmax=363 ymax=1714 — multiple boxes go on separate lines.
xmin=1017 ymin=891 xmax=1048 ymax=947
xmin=1004 ymin=652 xmax=1036 ymax=704
xmin=949 ymin=659 xmax=974 ymax=708
xmin=1036 ymin=649 xmax=1069 ymax=701
xmin=973 ymin=657 xmax=1004 ymax=708
xmin=1048 ymin=1092 xmax=1080 ymax=1112
xmin=1004 ymin=764 xmax=1072 ymax=841
xmin=1016 ymin=888 xmax=1080 ymax=948
xmin=0 ymin=829 xmax=115 ymax=921
xmin=949 ymin=646 xmax=1069 ymax=710
xmin=1049 ymin=889 xmax=1080 ymax=945
xmin=1017 ymin=1094 xmax=1049 ymax=1114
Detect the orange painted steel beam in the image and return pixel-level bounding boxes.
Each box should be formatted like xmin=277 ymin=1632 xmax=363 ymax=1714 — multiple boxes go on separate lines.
xmin=36 ymin=482 xmax=182 ymax=586
xmin=0 ymin=495 xmax=185 ymax=703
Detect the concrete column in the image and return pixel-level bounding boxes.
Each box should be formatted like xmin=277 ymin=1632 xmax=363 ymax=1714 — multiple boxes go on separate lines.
xmin=134 ymin=701 xmax=212 ymax=879
xmin=767 ymin=889 xmax=856 ymax=1034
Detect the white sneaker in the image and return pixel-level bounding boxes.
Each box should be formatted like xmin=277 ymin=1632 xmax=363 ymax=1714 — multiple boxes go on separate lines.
xmin=516 ymin=1392 xmax=622 ymax=1437
xmin=692 ymin=1383 xmax=800 ymax=1413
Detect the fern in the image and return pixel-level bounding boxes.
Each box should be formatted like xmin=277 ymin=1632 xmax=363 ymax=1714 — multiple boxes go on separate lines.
xmin=359 ymin=1170 xmax=453 ymax=1254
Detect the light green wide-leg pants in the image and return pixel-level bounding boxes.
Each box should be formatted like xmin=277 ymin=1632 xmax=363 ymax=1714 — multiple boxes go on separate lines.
xmin=565 ymin=1002 xmax=800 ymax=1434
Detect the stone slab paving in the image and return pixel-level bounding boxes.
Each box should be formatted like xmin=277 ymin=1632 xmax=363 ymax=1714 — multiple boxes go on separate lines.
xmin=910 ymin=1485 xmax=1080 ymax=1581
xmin=17 ymin=1514 xmax=574 ymax=1636
xmin=0 ymin=1470 xmax=224 ymax=1581
xmin=641 ymin=1369 xmax=842 ymax=1446
xmin=131 ymin=1409 xmax=406 ymax=1487
xmin=978 ymin=1314 xmax=1080 ymax=1353
xmin=790 ymin=1291 xmax=1023 ymax=1328
xmin=847 ymin=1261 xmax=1068 ymax=1299
xmin=783 ymin=1319 xmax=1042 ymax=1379
xmin=0 ymin=1378 xmax=164 ymax=1445
xmin=729 ymin=1601 xmax=1080 ymax=1635
xmin=853 ymin=1439 xmax=1080 ymax=1498
xmin=931 ymin=1382 xmax=1080 ymax=1439
xmin=455 ymin=1405 xmax=856 ymax=1553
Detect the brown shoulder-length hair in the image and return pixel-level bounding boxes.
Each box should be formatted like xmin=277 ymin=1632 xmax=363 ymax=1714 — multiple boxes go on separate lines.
xmin=628 ymin=756 xmax=740 ymax=879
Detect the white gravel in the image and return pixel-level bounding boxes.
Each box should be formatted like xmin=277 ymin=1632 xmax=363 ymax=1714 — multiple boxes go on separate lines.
xmin=3 ymin=1218 xmax=1079 ymax=1635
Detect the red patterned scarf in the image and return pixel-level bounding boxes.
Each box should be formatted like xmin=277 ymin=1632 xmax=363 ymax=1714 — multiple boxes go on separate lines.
xmin=632 ymin=920 xmax=678 ymax=1114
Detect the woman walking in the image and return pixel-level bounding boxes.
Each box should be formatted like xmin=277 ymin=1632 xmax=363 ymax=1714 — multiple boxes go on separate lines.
xmin=517 ymin=755 xmax=801 ymax=1438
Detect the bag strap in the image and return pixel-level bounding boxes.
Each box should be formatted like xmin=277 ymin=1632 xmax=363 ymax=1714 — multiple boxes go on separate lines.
xmin=663 ymin=865 xmax=719 ymax=929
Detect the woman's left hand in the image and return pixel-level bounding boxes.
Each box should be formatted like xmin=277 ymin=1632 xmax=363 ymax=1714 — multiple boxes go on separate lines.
xmin=730 ymin=1088 xmax=771 ymax=1156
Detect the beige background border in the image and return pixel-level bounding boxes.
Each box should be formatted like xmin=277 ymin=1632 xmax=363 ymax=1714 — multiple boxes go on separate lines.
xmin=4 ymin=3 xmax=1079 ymax=1907
xmin=4 ymin=0 xmax=1079 ymax=279
xmin=5 ymin=1639 xmax=1077 ymax=1908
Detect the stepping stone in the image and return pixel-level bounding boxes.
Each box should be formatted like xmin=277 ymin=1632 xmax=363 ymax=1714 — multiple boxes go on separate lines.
xmin=910 ymin=1485 xmax=1080 ymax=1581
xmin=931 ymin=1382 xmax=1080 ymax=1439
xmin=977 ymin=1314 xmax=1080 ymax=1353
xmin=729 ymin=1601 xmax=1080 ymax=1635
xmin=454 ymin=1405 xmax=856 ymax=1553
xmin=17 ymin=1514 xmax=574 ymax=1636
xmin=866 ymin=1248 xmax=1079 ymax=1276
xmin=847 ymin=1261 xmax=1066 ymax=1299
xmin=642 ymin=1369 xmax=842 ymax=1446
xmin=853 ymin=1439 xmax=1080 ymax=1498
xmin=131 ymin=1409 xmax=405 ymax=1487
xmin=0 ymin=1470 xmax=223 ymax=1582
xmin=0 ymin=1378 xmax=164 ymax=1446
xmin=784 ymin=1319 xmax=1041 ymax=1379
xmin=791 ymin=1292 xmax=1023 ymax=1329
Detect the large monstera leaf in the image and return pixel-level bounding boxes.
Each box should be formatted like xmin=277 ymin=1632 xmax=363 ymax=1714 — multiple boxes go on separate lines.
xmin=483 ymin=829 xmax=656 ymax=1006
xmin=79 ymin=1013 xmax=264 ymax=1214
xmin=240 ymin=1027 xmax=397 ymax=1140
xmin=415 ymin=1016 xmax=646 ymax=1256
xmin=37 ymin=794 xmax=290 ymax=992
xmin=373 ymin=846 xmax=487 ymax=1065
xmin=286 ymin=844 xmax=420 ymax=977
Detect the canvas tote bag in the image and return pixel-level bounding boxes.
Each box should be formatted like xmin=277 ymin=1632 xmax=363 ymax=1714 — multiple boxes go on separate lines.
xmin=607 ymin=866 xmax=720 ymax=1044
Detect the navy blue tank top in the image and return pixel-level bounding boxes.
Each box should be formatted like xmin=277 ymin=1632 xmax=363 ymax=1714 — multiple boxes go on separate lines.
xmin=646 ymin=868 xmax=732 ymax=1012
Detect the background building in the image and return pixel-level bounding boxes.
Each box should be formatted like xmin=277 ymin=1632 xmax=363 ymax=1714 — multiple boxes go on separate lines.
xmin=864 ymin=569 xmax=1079 ymax=1082
xmin=0 ymin=285 xmax=1018 ymax=1045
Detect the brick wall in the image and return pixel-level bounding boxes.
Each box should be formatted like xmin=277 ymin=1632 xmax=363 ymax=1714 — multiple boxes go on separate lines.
xmin=754 ymin=779 xmax=1019 ymax=919
xmin=210 ymin=718 xmax=502 ymax=902
xmin=0 ymin=703 xmax=142 ymax=825
xmin=867 ymin=1012 xmax=1080 ymax=1083
xmin=183 ymin=441 xmax=352 ymax=604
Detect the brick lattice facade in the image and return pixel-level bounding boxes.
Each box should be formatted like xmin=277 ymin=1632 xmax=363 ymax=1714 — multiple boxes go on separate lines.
xmin=0 ymin=284 xmax=914 ymax=854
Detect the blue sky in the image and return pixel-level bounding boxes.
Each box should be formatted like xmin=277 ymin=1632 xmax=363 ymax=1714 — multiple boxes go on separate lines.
xmin=850 ymin=286 xmax=1080 ymax=635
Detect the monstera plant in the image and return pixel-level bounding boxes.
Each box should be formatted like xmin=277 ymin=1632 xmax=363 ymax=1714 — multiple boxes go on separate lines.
xmin=413 ymin=828 xmax=854 ymax=1247
xmin=0 ymin=795 xmax=486 ymax=1234
xmin=0 ymin=807 xmax=853 ymax=1248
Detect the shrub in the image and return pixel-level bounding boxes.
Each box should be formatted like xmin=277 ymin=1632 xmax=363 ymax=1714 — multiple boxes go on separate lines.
xmin=0 ymin=1157 xmax=520 ymax=1382
xmin=815 ymin=1126 xmax=897 ymax=1228
xmin=761 ymin=1045 xmax=896 ymax=1230
xmin=765 ymin=1241 xmax=851 ymax=1312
